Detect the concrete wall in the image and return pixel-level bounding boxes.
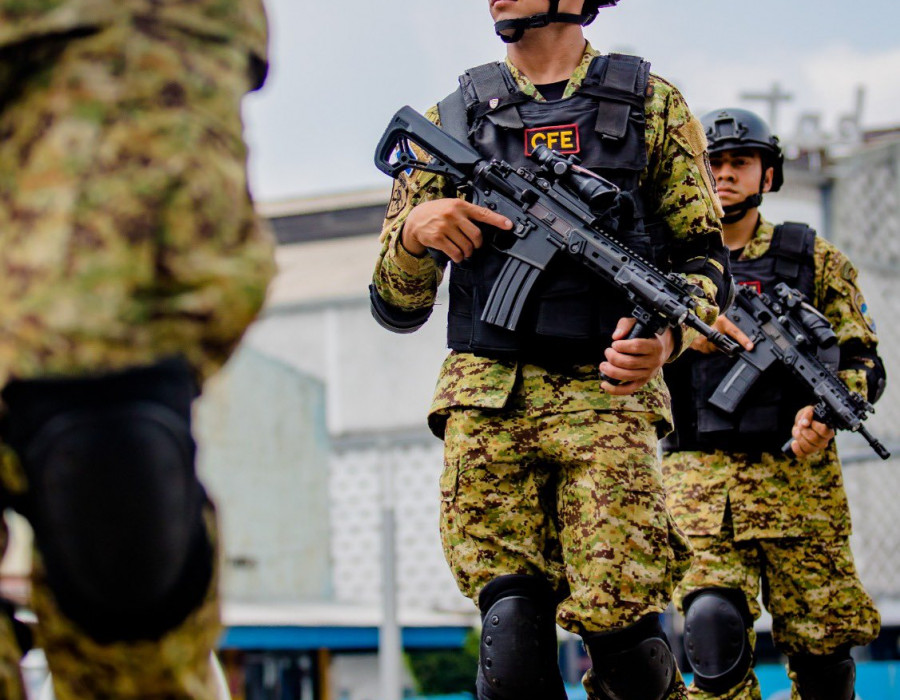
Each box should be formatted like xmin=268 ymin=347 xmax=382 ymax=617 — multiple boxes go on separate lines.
xmin=196 ymin=345 xmax=333 ymax=603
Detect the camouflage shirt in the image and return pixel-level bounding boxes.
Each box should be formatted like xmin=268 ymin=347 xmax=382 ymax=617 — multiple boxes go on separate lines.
xmin=0 ymin=0 xmax=267 ymax=71
xmin=372 ymin=44 xmax=727 ymax=438
xmin=662 ymin=217 xmax=880 ymax=540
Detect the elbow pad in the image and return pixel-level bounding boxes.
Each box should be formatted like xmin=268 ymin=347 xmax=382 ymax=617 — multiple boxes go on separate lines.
xmin=840 ymin=341 xmax=887 ymax=404
xmin=369 ymin=284 xmax=432 ymax=334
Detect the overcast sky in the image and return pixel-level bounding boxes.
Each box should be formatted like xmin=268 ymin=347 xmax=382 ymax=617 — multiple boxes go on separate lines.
xmin=243 ymin=0 xmax=900 ymax=203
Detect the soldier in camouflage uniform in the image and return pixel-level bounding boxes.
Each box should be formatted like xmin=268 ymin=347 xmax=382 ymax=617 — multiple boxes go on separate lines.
xmin=0 ymin=2 xmax=274 ymax=698
xmin=370 ymin=2 xmax=733 ymax=699
xmin=661 ymin=108 xmax=884 ymax=700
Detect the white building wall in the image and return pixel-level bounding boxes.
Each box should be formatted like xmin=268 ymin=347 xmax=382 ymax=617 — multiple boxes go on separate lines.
xmin=196 ymin=346 xmax=333 ymax=603
xmin=242 ymin=239 xmax=470 ymax=613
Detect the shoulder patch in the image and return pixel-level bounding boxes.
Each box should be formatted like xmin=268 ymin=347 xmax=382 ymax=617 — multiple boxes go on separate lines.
xmin=841 ymin=260 xmax=857 ymax=282
xmin=854 ymin=292 xmax=877 ymax=332
xmin=676 ymin=116 xmax=709 ymax=157
xmin=672 ymin=118 xmax=723 ymax=219
xmin=385 ymin=175 xmax=410 ymax=220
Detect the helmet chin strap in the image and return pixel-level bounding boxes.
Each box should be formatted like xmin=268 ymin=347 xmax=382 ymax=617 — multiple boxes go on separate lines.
xmin=495 ymin=1 xmax=587 ymax=43
xmin=721 ymin=194 xmax=763 ymax=224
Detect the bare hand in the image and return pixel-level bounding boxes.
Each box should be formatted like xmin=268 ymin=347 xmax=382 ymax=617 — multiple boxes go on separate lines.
xmin=691 ymin=314 xmax=754 ymax=354
xmin=788 ymin=405 xmax=835 ymax=458
xmin=402 ymin=199 xmax=512 ymax=263
xmin=600 ymin=318 xmax=675 ymax=395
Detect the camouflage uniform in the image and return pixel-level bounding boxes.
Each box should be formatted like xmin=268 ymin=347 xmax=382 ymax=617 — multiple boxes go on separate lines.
xmin=0 ymin=3 xmax=274 ymax=698
xmin=373 ymin=44 xmax=727 ymax=698
xmin=662 ymin=218 xmax=881 ymax=700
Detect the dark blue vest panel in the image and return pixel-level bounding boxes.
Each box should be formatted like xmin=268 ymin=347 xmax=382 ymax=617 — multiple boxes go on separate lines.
xmin=441 ymin=54 xmax=664 ymax=366
xmin=663 ymin=223 xmax=819 ymax=453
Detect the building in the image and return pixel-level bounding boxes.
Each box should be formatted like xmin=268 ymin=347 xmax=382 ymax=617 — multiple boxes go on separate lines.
xmin=2 ymin=125 xmax=899 ymax=700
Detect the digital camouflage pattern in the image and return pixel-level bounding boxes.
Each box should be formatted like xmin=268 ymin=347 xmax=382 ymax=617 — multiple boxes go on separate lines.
xmin=662 ymin=217 xmax=881 ymax=698
xmin=0 ymin=0 xmax=268 ymax=74
xmin=662 ymin=444 xmax=850 ymax=541
xmin=0 ymin=13 xmax=272 ymax=699
xmin=672 ymin=515 xmax=879 ymax=700
xmin=371 ymin=42 xmax=727 ymax=438
xmin=662 ymin=218 xmax=879 ymax=540
xmin=441 ymin=400 xmax=691 ymax=697
xmin=373 ymin=42 xmax=728 ymax=699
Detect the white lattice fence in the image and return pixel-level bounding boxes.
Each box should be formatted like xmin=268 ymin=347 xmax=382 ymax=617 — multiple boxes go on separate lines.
xmin=329 ymin=435 xmax=471 ymax=612
xmin=829 ymin=141 xmax=900 ymax=600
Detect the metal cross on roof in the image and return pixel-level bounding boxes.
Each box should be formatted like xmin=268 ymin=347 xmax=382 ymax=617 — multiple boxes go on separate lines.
xmin=740 ymin=82 xmax=794 ymax=132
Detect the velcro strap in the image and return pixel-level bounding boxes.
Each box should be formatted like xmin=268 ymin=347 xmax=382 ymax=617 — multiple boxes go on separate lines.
xmin=594 ymin=103 xmax=632 ymax=140
xmin=467 ymin=62 xmax=524 ymax=129
xmin=471 ymin=93 xmax=532 ymax=122
xmin=772 ymin=222 xmax=815 ymax=283
xmin=437 ymin=87 xmax=469 ymax=143
xmin=605 ymin=53 xmax=644 ymax=92
xmin=582 ymin=54 xmax=648 ymax=140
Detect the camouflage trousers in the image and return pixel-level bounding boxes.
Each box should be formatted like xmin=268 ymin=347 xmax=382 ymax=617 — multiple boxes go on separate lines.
xmin=674 ymin=513 xmax=880 ymax=700
xmin=0 ymin=21 xmax=274 ymax=700
xmin=440 ymin=407 xmax=691 ymax=698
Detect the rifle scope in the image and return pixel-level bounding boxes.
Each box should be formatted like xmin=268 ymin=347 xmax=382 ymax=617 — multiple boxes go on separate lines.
xmin=530 ymin=145 xmax=619 ymax=213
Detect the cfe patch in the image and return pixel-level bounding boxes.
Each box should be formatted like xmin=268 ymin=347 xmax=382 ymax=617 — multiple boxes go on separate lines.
xmin=524 ymin=123 xmax=580 ymax=156
xmin=738 ymin=280 xmax=762 ymax=294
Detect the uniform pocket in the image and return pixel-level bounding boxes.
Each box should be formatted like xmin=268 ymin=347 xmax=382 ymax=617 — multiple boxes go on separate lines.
xmin=439 ymin=455 xmax=461 ymax=504
xmin=618 ymin=490 xmax=674 ymax=608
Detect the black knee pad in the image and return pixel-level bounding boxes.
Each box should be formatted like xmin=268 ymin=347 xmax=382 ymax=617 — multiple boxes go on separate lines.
xmin=682 ymin=588 xmax=753 ymax=695
xmin=2 ymin=358 xmax=213 ymax=643
xmin=790 ymin=648 xmax=856 ymax=700
xmin=475 ymin=575 xmax=566 ymax=700
xmin=582 ymin=613 xmax=677 ymax=700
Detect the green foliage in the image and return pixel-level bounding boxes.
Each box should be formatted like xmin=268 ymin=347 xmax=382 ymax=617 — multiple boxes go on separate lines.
xmin=405 ymin=629 xmax=479 ymax=695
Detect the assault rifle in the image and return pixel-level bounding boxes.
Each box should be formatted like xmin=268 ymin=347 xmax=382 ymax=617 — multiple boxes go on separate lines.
xmin=374 ymin=106 xmax=740 ymax=365
xmin=709 ymin=282 xmax=890 ymax=460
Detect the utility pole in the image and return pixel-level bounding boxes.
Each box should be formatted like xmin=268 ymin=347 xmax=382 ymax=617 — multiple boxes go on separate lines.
xmin=740 ymin=82 xmax=794 ymax=132
xmin=379 ymin=439 xmax=402 ymax=700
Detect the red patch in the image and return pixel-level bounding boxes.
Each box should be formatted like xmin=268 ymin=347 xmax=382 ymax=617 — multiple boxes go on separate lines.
xmin=524 ymin=124 xmax=581 ymax=156
xmin=739 ymin=280 xmax=763 ymax=294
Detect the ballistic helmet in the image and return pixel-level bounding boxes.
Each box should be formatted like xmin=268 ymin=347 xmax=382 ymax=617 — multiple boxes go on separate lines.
xmin=701 ymin=108 xmax=785 ymax=222
xmin=495 ymin=1 xmax=621 ymax=44
xmin=702 ymin=108 xmax=784 ymax=192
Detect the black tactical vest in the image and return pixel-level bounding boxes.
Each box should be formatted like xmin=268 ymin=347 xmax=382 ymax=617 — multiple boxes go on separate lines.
xmin=437 ymin=54 xmax=666 ymax=366
xmin=662 ymin=222 xmax=820 ymax=454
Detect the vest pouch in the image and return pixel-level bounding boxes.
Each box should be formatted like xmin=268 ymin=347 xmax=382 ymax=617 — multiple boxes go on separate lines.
xmin=532 ymin=264 xmax=596 ymax=339
xmin=737 ymin=405 xmax=781 ymax=434
xmin=447 ymin=257 xmax=523 ymax=357
xmin=447 ymin=264 xmax=476 ymax=346
xmin=696 ymin=406 xmax=736 ymax=437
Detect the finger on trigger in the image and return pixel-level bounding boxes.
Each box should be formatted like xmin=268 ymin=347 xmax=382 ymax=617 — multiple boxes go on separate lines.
xmin=466 ymin=201 xmax=512 ymax=229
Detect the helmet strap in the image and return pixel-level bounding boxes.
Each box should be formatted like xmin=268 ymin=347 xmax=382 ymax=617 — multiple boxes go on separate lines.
xmin=719 ymin=166 xmax=768 ymax=224
xmin=495 ymin=1 xmax=590 ymax=43
xmin=721 ymin=195 xmax=762 ymax=224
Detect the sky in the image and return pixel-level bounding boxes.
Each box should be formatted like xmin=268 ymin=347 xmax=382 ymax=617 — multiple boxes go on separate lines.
xmin=243 ymin=0 xmax=900 ymax=203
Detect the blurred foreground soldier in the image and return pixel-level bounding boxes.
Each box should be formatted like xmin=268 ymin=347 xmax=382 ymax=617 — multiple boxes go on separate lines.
xmin=662 ymin=108 xmax=884 ymax=700
xmin=0 ymin=2 xmax=274 ymax=698
xmin=371 ymin=1 xmax=732 ymax=698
